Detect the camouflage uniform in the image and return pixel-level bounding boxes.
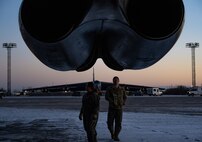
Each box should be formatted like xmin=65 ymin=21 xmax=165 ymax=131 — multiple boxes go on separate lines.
xmin=80 ymin=92 xmax=100 ymax=142
xmin=105 ymin=86 xmax=127 ymax=139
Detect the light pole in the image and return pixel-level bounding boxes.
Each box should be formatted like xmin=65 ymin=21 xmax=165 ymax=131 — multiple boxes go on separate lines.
xmin=93 ymin=67 xmax=95 ymax=82
xmin=186 ymin=42 xmax=199 ymax=88
xmin=3 ymin=43 xmax=17 ymax=96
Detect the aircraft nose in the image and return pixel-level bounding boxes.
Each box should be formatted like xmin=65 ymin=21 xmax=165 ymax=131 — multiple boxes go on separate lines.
xmin=19 ymin=0 xmax=185 ymax=71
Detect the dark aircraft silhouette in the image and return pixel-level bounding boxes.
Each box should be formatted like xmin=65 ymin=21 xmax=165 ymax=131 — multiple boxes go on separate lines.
xmin=19 ymin=0 xmax=184 ymax=71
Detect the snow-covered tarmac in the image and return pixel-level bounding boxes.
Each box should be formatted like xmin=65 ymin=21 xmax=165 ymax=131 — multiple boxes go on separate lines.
xmin=0 ymin=107 xmax=202 ymax=142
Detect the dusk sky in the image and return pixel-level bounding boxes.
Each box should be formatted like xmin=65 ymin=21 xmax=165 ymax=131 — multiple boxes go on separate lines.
xmin=0 ymin=0 xmax=202 ymax=91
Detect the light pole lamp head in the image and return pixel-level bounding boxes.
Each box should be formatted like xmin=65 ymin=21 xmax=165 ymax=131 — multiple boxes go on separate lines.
xmin=186 ymin=42 xmax=199 ymax=48
xmin=3 ymin=43 xmax=17 ymax=48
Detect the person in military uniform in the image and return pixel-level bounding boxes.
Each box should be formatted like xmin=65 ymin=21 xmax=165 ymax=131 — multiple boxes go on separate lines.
xmin=79 ymin=82 xmax=100 ymax=142
xmin=105 ymin=76 xmax=127 ymax=141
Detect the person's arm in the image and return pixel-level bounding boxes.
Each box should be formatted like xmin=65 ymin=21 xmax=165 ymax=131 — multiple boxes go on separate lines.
xmin=105 ymin=88 xmax=109 ymax=101
xmin=79 ymin=107 xmax=83 ymax=120
xmin=105 ymin=87 xmax=113 ymax=103
xmin=91 ymin=94 xmax=100 ymax=120
xmin=79 ymin=96 xmax=84 ymax=120
xmin=94 ymin=94 xmax=100 ymax=109
xmin=123 ymin=88 xmax=127 ymax=105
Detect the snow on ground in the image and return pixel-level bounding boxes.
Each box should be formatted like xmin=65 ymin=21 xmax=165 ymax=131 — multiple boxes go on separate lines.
xmin=0 ymin=107 xmax=202 ymax=142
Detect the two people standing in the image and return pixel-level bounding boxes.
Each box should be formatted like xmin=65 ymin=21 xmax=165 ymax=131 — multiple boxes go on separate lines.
xmin=79 ymin=76 xmax=127 ymax=142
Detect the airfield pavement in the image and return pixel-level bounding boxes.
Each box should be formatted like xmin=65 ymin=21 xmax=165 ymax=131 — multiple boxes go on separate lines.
xmin=0 ymin=95 xmax=202 ymax=142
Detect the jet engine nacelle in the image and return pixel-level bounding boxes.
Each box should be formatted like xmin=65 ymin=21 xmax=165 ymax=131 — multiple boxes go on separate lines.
xmin=19 ymin=0 xmax=184 ymax=71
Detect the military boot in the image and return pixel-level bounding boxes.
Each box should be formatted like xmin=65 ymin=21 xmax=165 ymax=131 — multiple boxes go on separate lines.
xmin=113 ymin=136 xmax=120 ymax=141
xmin=114 ymin=133 xmax=120 ymax=141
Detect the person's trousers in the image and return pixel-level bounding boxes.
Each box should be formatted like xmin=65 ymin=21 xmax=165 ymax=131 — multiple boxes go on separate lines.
xmin=107 ymin=108 xmax=123 ymax=136
xmin=83 ymin=115 xmax=98 ymax=142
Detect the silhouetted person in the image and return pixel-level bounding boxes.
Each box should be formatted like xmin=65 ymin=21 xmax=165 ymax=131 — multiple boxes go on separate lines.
xmin=79 ymin=82 xmax=100 ymax=142
xmin=105 ymin=76 xmax=127 ymax=141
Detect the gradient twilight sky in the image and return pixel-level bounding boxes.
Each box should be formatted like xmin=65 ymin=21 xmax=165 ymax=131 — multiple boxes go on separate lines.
xmin=0 ymin=0 xmax=202 ymax=91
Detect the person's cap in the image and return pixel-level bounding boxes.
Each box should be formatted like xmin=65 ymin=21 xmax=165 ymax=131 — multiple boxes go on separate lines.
xmin=87 ymin=82 xmax=95 ymax=88
xmin=113 ymin=76 xmax=119 ymax=81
